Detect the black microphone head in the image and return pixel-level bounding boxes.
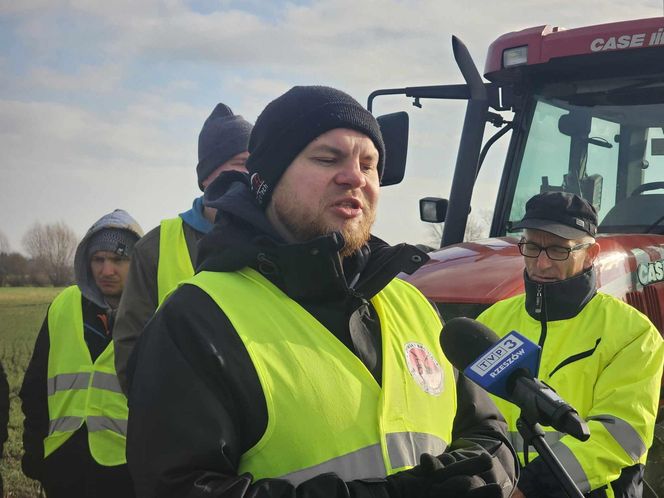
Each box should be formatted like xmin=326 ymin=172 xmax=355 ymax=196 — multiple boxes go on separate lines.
xmin=440 ymin=317 xmax=502 ymax=371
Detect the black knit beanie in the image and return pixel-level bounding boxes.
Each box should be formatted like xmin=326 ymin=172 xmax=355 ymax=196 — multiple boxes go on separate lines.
xmin=246 ymin=86 xmax=385 ymax=207
xmin=196 ymin=103 xmax=253 ymax=191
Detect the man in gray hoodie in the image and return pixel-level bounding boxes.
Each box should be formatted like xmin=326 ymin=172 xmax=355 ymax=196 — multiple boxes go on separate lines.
xmin=20 ymin=209 xmax=143 ymax=498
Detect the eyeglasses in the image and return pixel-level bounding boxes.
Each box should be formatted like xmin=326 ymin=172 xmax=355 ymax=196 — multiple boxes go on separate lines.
xmin=517 ymin=241 xmax=592 ymax=261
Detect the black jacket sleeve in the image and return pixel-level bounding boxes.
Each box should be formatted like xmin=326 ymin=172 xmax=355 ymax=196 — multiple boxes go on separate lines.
xmin=19 ymin=315 xmax=50 ymax=481
xmin=127 ymin=286 xmax=517 ymax=498
xmin=114 ymin=228 xmax=161 ymax=395
xmin=449 ymin=374 xmax=519 ymax=495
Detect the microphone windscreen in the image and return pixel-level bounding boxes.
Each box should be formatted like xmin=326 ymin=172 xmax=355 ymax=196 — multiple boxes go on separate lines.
xmin=440 ymin=317 xmax=501 ymax=370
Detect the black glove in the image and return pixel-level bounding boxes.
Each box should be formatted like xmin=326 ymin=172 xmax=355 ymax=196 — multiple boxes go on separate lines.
xmin=425 ymin=453 xmax=503 ymax=498
xmin=426 ymin=439 xmax=516 ymax=498
xmin=387 ymin=452 xmax=509 ymax=498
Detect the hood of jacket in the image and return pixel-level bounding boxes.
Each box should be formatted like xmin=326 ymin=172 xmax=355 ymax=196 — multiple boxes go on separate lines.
xmin=200 ymin=172 xmax=428 ymax=302
xmin=74 ymin=209 xmax=144 ymax=309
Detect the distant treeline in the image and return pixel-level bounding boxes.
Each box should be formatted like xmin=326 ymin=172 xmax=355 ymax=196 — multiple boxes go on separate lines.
xmin=0 ymin=222 xmax=77 ymax=287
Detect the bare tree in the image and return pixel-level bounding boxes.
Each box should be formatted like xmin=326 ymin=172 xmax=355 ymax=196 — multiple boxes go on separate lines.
xmin=23 ymin=221 xmax=78 ymax=286
xmin=463 ymin=209 xmax=493 ymax=242
xmin=0 ymin=230 xmax=9 ymax=254
xmin=0 ymin=252 xmax=29 ymax=286
xmin=425 ymin=210 xmax=494 ymax=248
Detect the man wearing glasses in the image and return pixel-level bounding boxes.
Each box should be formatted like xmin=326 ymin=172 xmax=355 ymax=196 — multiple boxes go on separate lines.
xmin=477 ymin=191 xmax=663 ymax=498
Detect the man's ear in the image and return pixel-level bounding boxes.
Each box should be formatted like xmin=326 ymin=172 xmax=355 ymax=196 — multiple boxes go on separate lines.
xmin=586 ymin=241 xmax=601 ymax=266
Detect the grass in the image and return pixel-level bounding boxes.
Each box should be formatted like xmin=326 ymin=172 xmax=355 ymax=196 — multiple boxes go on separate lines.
xmin=0 ymin=287 xmax=61 ymax=498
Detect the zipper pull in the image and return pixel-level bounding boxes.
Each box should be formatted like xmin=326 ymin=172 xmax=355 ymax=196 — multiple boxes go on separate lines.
xmin=535 ymin=284 xmax=543 ymax=314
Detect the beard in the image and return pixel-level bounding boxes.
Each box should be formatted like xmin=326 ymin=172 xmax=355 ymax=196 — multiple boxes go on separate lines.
xmin=269 ymin=189 xmax=376 ymax=257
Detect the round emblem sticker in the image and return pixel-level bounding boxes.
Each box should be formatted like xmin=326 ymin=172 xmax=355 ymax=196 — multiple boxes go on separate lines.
xmin=405 ymin=342 xmax=443 ymax=396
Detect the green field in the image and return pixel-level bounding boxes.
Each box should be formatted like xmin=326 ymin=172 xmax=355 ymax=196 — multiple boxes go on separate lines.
xmin=0 ymin=287 xmax=61 ymax=498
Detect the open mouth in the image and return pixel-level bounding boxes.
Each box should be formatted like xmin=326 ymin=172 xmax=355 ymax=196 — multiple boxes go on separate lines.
xmin=333 ymin=198 xmax=362 ymax=210
xmin=331 ymin=197 xmax=363 ymax=219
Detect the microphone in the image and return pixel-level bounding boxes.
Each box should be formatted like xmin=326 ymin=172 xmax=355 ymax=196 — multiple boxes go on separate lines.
xmin=440 ymin=317 xmax=590 ymax=441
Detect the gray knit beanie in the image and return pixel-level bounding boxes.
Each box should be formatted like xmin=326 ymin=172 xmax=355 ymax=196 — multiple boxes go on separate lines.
xmin=246 ymin=86 xmax=386 ymax=207
xmin=196 ymin=103 xmax=253 ymax=191
xmin=87 ymin=228 xmax=138 ymax=259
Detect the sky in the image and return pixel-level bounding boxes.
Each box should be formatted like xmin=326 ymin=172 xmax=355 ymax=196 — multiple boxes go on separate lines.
xmin=2 ymin=0 xmax=663 ymax=253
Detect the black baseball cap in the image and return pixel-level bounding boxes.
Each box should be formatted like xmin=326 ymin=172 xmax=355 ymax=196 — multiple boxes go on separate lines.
xmin=512 ymin=192 xmax=598 ymax=239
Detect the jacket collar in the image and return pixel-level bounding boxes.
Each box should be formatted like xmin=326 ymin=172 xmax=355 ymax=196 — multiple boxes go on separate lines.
xmin=198 ymin=175 xmax=428 ymax=302
xmin=524 ymin=267 xmax=597 ymax=321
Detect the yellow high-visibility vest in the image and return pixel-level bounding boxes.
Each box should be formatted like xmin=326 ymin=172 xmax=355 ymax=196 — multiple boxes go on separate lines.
xmin=157 ymin=217 xmax=194 ymax=304
xmin=478 ymin=292 xmax=664 ymax=497
xmin=186 ymin=267 xmax=456 ymax=484
xmin=45 ymin=286 xmax=128 ymax=466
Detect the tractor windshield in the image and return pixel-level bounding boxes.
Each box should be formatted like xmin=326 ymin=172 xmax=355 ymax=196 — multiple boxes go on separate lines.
xmin=504 ymin=78 xmax=664 ymax=235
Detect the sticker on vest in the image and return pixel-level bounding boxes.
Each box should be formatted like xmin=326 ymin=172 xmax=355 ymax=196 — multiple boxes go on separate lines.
xmin=405 ymin=342 xmax=443 ymax=396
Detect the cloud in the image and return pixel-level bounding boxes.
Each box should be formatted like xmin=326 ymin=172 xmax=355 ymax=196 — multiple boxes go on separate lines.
xmin=0 ymin=98 xmax=197 ymax=171
xmin=27 ymin=63 xmax=125 ymax=93
xmin=2 ymin=0 xmax=662 ymax=251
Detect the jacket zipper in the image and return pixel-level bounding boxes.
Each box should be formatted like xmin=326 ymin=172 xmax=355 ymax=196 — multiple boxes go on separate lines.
xmin=535 ymin=284 xmax=542 ymax=314
xmin=524 ymin=284 xmax=546 ymax=466
xmin=536 ymin=283 xmax=547 ymax=365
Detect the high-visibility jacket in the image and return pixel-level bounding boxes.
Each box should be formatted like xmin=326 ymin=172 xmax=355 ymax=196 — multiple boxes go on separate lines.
xmin=157 ymin=217 xmax=194 ymax=304
xmin=477 ymin=291 xmax=664 ymax=497
xmin=45 ymin=286 xmax=128 ymax=466
xmin=186 ymin=267 xmax=456 ymax=485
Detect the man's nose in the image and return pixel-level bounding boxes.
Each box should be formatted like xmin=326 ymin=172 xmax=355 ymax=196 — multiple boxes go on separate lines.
xmin=535 ymin=249 xmax=553 ymax=268
xmin=101 ymin=261 xmax=116 ymax=275
xmin=335 ymin=159 xmax=366 ymax=188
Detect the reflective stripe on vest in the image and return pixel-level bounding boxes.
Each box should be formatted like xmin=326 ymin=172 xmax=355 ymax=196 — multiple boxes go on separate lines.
xmin=587 ymin=415 xmax=647 ymax=461
xmin=386 ymin=432 xmax=448 ymax=469
xmin=186 ymin=268 xmax=456 ymax=484
xmin=157 ymin=217 xmax=194 ymax=304
xmin=45 ymin=286 xmax=128 ymax=466
xmin=554 ymin=444 xmax=591 ymax=493
xmin=49 ymin=416 xmax=84 ymax=434
xmin=47 ymin=372 xmax=91 ymax=395
xmin=87 ymin=416 xmax=128 ymax=436
xmin=277 ymin=432 xmax=447 ymax=484
xmin=477 ymin=291 xmax=664 ymax=497
xmin=91 ymin=371 xmax=124 ymax=393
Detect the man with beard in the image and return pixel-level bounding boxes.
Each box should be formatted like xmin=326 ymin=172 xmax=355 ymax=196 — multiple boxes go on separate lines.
xmin=126 ymin=86 xmax=518 ymax=498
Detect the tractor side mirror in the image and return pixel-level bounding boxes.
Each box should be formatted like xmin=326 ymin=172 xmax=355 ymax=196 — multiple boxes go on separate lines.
xmin=558 ymin=112 xmax=591 ymax=137
xmin=420 ymin=197 xmax=449 ymax=223
xmin=377 ymin=111 xmax=408 ymax=186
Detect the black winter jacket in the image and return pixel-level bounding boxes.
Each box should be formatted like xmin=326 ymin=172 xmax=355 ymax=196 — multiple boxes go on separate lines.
xmin=126 ymin=175 xmax=518 ymax=498
xmin=19 ymin=294 xmax=135 ymax=498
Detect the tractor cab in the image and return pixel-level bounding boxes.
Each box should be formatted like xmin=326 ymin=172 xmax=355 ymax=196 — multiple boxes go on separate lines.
xmin=498 ymin=77 xmax=664 ymax=239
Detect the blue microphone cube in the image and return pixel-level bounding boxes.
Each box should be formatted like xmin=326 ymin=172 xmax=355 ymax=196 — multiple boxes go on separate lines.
xmin=463 ymin=331 xmax=540 ymax=401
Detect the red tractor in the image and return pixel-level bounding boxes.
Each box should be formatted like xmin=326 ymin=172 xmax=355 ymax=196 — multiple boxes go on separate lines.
xmin=370 ymin=16 xmax=664 ymax=492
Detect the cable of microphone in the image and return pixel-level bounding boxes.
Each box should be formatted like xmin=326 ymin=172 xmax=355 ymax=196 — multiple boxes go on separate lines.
xmin=440 ymin=317 xmax=590 ymax=441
